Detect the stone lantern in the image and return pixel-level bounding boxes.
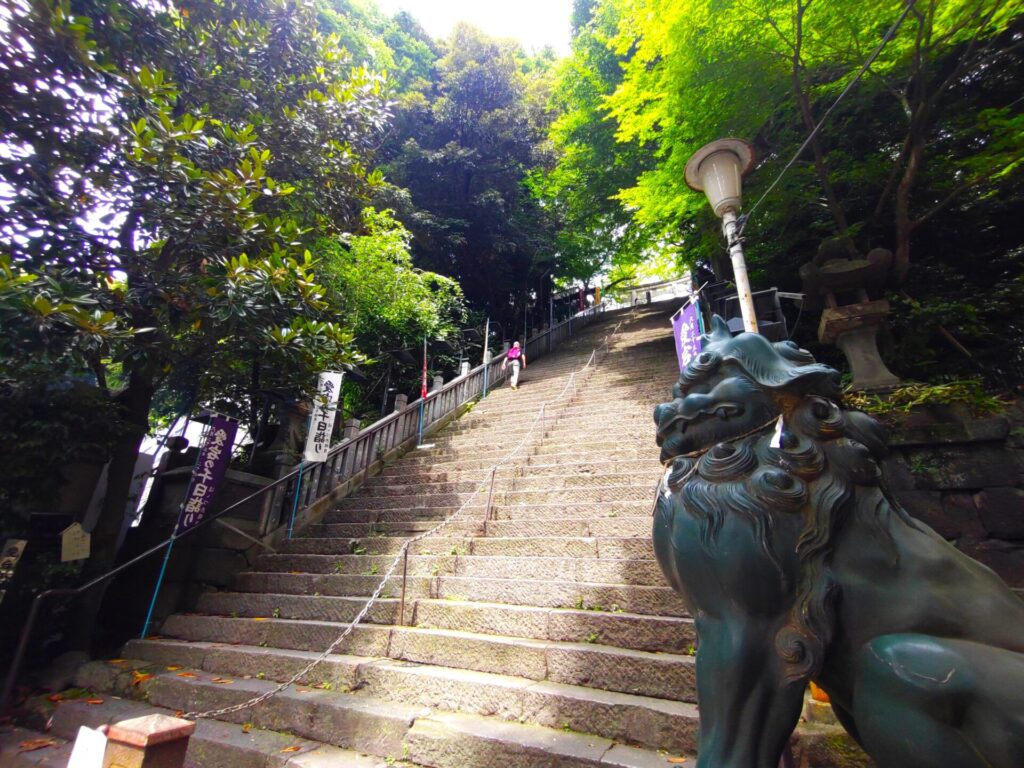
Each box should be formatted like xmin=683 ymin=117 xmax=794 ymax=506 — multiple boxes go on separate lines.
xmin=799 ymin=239 xmax=900 ymax=392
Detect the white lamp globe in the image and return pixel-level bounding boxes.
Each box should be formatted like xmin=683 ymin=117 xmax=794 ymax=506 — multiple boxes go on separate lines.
xmin=684 ymin=138 xmax=756 ymax=217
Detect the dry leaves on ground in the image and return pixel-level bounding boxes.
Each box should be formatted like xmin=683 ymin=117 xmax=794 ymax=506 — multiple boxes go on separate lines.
xmin=18 ymin=738 xmax=56 ymax=753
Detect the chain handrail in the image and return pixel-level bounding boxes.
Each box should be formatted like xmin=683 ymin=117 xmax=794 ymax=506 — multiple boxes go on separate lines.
xmin=0 ymin=305 xmax=615 ymax=715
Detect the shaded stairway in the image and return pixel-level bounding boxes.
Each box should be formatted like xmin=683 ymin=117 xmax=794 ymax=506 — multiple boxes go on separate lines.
xmin=14 ymin=304 xmax=861 ymax=768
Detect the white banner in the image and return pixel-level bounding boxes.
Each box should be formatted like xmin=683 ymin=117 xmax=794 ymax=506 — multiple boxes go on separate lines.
xmin=303 ymin=371 xmax=344 ymax=463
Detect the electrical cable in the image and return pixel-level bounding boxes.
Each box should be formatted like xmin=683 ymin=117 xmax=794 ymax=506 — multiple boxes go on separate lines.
xmin=741 ymin=1 xmax=916 ymax=232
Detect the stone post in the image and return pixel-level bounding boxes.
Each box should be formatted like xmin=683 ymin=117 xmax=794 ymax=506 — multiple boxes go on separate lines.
xmin=342 ymin=418 xmax=360 ymax=440
xmin=393 ymin=394 xmax=408 ymax=412
xmin=460 ymin=361 xmax=471 ymax=377
xmin=103 ymin=714 xmax=195 ymax=768
xmin=431 ymin=375 xmax=444 ymax=392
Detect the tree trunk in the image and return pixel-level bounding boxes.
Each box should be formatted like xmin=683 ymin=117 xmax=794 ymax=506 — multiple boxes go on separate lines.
xmin=790 ymin=2 xmax=852 ymax=248
xmin=68 ymin=367 xmax=155 ymax=651
xmin=892 ymin=123 xmax=926 ymax=285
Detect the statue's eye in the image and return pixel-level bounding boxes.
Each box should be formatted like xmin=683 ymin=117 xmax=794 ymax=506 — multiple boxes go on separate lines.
xmin=811 ymin=401 xmax=831 ymax=419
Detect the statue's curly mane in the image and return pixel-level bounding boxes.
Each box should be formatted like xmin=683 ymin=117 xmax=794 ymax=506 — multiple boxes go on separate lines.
xmin=657 ymin=318 xmax=919 ymax=683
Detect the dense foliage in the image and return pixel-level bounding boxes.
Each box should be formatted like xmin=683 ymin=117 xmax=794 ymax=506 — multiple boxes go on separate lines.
xmin=3 ymin=0 xmax=1022 ymax=621
xmin=542 ymin=0 xmax=1024 ymax=380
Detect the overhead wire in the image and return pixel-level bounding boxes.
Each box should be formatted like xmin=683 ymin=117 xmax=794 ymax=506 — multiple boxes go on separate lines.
xmin=740 ymin=1 xmax=916 ymax=233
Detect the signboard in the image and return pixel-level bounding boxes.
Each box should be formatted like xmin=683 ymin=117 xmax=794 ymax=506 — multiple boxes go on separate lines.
xmin=177 ymin=415 xmax=237 ymax=533
xmin=60 ymin=523 xmax=91 ymax=562
xmin=672 ymin=300 xmax=704 ymax=372
xmin=303 ymin=371 xmax=343 ymax=463
xmin=0 ymin=538 xmax=27 ymax=603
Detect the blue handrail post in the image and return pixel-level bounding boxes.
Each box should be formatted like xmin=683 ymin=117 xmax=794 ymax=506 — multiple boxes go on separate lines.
xmin=287 ymin=462 xmax=305 ymax=539
xmin=140 ymin=534 xmax=176 ymax=639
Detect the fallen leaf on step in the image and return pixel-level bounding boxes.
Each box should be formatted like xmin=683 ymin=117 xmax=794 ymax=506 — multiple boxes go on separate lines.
xmin=176 ymin=672 xmax=198 ymax=678
xmin=165 ymin=665 xmax=182 ymax=671
xmin=107 ymin=659 xmax=127 ymax=666
xmin=18 ymin=739 xmax=56 ymax=752
xmin=241 ymin=723 xmax=252 ymax=733
xmin=252 ymin=617 xmax=269 ymax=621
xmin=211 ymin=678 xmax=233 ymax=684
xmin=132 ymin=672 xmax=153 ymax=686
xmin=280 ymin=745 xmax=302 ymax=753
xmin=86 ymin=699 xmax=104 ymax=705
xmin=47 ymin=694 xmax=63 ymax=702
xmin=667 ymin=758 xmax=688 ymax=764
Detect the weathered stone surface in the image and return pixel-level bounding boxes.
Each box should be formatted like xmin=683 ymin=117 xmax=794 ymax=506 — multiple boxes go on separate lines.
xmin=36 ymin=651 xmax=90 ymax=693
xmin=904 ymin=446 xmax=1018 ymax=490
xmin=976 ymin=487 xmax=1024 ymax=540
xmin=889 ymin=414 xmax=1010 ymax=447
xmin=404 ymin=710 xmax=612 ymax=768
xmin=0 ymin=725 xmax=74 ymax=767
xmin=957 ymin=538 xmax=1024 ymax=586
xmin=880 ymin=456 xmax=916 ymax=491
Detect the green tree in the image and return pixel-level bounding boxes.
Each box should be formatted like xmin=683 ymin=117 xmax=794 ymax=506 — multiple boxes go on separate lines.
xmin=380 ymin=23 xmax=559 ymax=333
xmin=0 ymin=0 xmax=389 ymax=632
xmin=531 ymin=0 xmax=653 ymax=288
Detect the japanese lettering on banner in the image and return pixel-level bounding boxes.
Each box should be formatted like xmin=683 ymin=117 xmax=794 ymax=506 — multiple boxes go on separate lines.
xmin=672 ymin=300 xmax=704 ymax=372
xmin=303 ymin=371 xmax=343 ymax=463
xmin=176 ymin=415 xmax=237 ymax=533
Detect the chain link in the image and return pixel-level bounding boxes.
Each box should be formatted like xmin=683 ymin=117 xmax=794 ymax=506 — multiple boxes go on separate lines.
xmin=182 ymin=316 xmax=629 ymax=720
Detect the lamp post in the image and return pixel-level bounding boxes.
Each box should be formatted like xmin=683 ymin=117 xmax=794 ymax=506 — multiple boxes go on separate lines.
xmin=684 ymin=138 xmax=758 ymax=333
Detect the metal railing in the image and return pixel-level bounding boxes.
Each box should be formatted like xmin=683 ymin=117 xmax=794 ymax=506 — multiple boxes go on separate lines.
xmin=0 ymin=303 xmax=609 ymax=714
xmin=262 ymin=304 xmax=607 ymax=536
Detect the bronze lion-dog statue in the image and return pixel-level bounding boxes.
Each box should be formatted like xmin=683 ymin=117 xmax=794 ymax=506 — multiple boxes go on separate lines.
xmin=653 ymin=316 xmax=1024 ymax=768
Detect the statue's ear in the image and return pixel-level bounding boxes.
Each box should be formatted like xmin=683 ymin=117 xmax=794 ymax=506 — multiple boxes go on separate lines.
xmin=705 ymin=314 xmax=732 ymax=344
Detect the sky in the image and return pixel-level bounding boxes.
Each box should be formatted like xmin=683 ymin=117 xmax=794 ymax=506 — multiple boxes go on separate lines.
xmin=372 ymin=0 xmax=574 ymax=56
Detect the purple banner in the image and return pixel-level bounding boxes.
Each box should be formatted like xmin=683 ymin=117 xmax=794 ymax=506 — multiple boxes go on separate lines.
xmin=177 ymin=415 xmax=237 ymax=533
xmin=672 ymin=300 xmax=703 ymax=372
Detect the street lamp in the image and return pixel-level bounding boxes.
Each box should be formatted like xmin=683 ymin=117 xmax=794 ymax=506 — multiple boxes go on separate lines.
xmin=684 ymin=138 xmax=758 ymax=333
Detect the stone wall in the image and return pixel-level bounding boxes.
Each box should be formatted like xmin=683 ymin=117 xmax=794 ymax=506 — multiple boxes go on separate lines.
xmin=881 ymin=400 xmax=1024 ymax=587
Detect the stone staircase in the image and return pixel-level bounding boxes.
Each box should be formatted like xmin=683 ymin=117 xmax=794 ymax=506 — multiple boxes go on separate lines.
xmin=3 ymin=304 xmax=860 ymax=767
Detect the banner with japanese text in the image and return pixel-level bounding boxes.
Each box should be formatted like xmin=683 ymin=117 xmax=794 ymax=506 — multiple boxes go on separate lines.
xmin=303 ymin=371 xmax=343 ymax=463
xmin=176 ymin=415 xmax=237 ymax=533
xmin=672 ymin=300 xmax=703 ymax=372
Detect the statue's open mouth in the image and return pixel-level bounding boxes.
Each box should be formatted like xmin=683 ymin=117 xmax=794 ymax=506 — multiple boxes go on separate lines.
xmin=655 ymin=378 xmax=778 ymax=463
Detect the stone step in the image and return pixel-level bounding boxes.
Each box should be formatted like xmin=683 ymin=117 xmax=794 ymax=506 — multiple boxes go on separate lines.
xmin=307 ymin=515 xmax=651 ymax=538
xmin=379 ymin=448 xmax=656 ymax=476
xmin=193 ymin=594 xmax=695 ymax=653
xmin=506 ymin=473 xmax=658 ymax=492
xmin=252 ymin=553 xmax=666 ymax=587
xmin=154 ymin=617 xmax=696 ymax=704
xmin=368 ymin=458 xmax=659 ymax=485
xmin=120 ymin=641 xmax=698 ymax=754
xmin=40 ymin=694 xmax=399 ymax=768
xmin=331 ymin=486 xmax=652 ymax=513
xmin=231 ymin=572 xmax=686 ymax=616
xmin=100 ymin=666 xmax=699 ymax=768
xmin=426 ymin=420 xmax=658 ymax=448
xmin=0 ymin=725 xmax=73 ymax=767
xmin=490 ymin=500 xmax=652 ymax=520
xmin=393 ymin=441 xmax=653 ymax=467
xmin=283 ymin=535 xmax=656 ymax=560
xmin=322 ymin=500 xmax=652 ymax=524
